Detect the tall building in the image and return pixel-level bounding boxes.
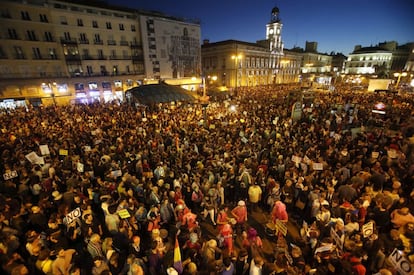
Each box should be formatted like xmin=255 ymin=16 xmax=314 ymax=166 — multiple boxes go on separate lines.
xmin=0 ymin=0 xmax=201 ymax=106
xmin=201 ymin=5 xmax=302 ymax=91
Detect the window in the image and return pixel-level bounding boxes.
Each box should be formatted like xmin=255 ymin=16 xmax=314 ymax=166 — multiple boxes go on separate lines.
xmin=64 ymin=32 xmax=71 ymax=41
xmin=32 ymin=47 xmax=42 ymax=59
xmin=82 ymin=49 xmax=89 ymax=59
xmin=106 ymin=22 xmax=112 ymax=29
xmin=44 ymin=31 xmax=53 ymax=42
xmin=60 ymin=16 xmax=67 ymax=25
xmin=94 ymin=34 xmax=102 ymax=44
xmin=8 ymin=28 xmax=18 ymax=39
xmin=131 ymin=25 xmax=136 ymax=32
xmin=122 ymin=50 xmax=128 ymax=59
xmin=1 ymin=10 xmax=11 ymax=18
xmin=87 ymin=66 xmax=93 ymax=75
xmin=39 ymin=14 xmax=48 ymax=22
xmin=119 ymin=23 xmax=124 ymax=31
xmin=98 ymin=49 xmax=104 ymax=59
xmin=79 ymin=33 xmax=88 ymax=43
xmin=0 ymin=46 xmax=7 ymax=59
xmin=21 ymin=11 xmax=30 ymax=20
xmin=49 ymin=48 xmax=57 ymax=59
xmin=14 ymin=46 xmax=25 ymax=59
xmin=100 ymin=65 xmax=107 ymax=75
xmin=77 ymin=19 xmax=83 ymax=26
xmin=27 ymin=30 xmax=37 ymax=41
xmin=92 ymin=20 xmax=98 ymax=28
xmin=110 ymin=49 xmax=116 ymax=59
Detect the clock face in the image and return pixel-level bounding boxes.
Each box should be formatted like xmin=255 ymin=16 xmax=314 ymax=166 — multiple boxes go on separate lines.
xmin=269 ymin=29 xmax=274 ymax=34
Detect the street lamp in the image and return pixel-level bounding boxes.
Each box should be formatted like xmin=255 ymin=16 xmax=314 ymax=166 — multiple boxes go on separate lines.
xmin=394 ymin=72 xmax=407 ymax=89
xmin=231 ymin=54 xmax=242 ymax=90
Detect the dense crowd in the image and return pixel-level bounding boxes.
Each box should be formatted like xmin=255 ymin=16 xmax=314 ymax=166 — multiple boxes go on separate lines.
xmin=0 ymin=84 xmax=414 ymax=275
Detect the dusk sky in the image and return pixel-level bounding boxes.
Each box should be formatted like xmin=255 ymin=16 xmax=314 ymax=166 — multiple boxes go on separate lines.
xmin=107 ymin=0 xmax=413 ymax=55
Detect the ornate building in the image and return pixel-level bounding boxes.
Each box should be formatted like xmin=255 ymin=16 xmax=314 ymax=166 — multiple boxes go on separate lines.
xmin=0 ymin=0 xmax=201 ymax=106
xmin=201 ymin=5 xmax=302 ymax=91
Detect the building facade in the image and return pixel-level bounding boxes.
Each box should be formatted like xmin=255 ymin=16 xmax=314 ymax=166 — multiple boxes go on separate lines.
xmin=201 ymin=5 xmax=302 ymax=91
xmin=0 ymin=0 xmax=201 ymax=106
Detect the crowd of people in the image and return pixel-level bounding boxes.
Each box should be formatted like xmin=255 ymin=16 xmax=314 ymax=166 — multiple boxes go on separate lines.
xmin=0 ymin=83 xmax=414 ymax=275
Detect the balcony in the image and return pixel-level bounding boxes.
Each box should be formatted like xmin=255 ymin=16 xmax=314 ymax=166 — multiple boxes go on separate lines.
xmin=64 ymin=54 xmax=81 ymax=61
xmin=109 ymin=55 xmax=132 ymax=60
xmin=82 ymin=54 xmax=94 ymax=60
xmin=94 ymin=40 xmax=103 ymax=45
xmin=107 ymin=40 xmax=116 ymax=46
xmin=130 ymin=42 xmax=141 ymax=48
xmin=60 ymin=38 xmax=78 ymax=44
xmin=131 ymin=55 xmax=144 ymax=62
xmin=79 ymin=39 xmax=89 ymax=44
xmin=13 ymin=54 xmax=26 ymax=60
xmin=119 ymin=41 xmax=129 ymax=46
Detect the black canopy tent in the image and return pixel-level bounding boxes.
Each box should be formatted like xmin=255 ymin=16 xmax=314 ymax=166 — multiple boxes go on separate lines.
xmin=125 ymin=83 xmax=197 ymax=106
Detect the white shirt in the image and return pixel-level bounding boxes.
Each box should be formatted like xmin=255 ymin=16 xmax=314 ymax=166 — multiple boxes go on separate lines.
xmin=249 ymin=259 xmax=262 ymax=275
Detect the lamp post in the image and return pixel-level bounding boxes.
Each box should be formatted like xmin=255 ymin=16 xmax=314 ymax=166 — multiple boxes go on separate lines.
xmin=394 ymin=72 xmax=407 ymax=89
xmin=231 ymin=54 xmax=242 ymax=93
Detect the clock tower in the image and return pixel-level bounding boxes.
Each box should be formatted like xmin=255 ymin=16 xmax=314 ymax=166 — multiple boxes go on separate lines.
xmin=266 ymin=6 xmax=283 ymax=55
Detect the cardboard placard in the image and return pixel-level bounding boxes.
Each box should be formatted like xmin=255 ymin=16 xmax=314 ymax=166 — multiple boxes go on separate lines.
xmin=362 ymin=221 xmax=374 ymax=238
xmin=3 ymin=170 xmax=18 ymax=180
xmin=118 ymin=209 xmax=131 ymax=219
xmin=39 ymin=145 xmax=50 ymax=155
xmin=65 ymin=207 xmax=81 ymax=224
xmin=388 ymin=249 xmax=413 ymax=275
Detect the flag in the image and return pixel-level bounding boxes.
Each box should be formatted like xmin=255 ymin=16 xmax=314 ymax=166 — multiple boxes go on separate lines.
xmin=173 ymin=236 xmax=183 ymax=274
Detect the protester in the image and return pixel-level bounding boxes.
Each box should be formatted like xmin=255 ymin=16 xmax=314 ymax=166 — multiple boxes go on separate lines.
xmin=0 ymin=83 xmax=414 ymax=274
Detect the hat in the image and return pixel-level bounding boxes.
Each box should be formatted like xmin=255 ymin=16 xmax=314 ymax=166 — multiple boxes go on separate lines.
xmin=238 ymin=200 xmax=246 ymax=206
xmin=52 ymin=191 xmax=63 ymax=201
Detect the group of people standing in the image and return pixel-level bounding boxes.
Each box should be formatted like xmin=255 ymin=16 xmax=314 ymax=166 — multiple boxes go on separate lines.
xmin=0 ymin=83 xmax=414 ymax=275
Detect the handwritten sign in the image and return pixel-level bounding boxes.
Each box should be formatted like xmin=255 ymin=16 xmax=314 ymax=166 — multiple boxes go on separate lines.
xmin=362 ymin=221 xmax=374 ymax=238
xmin=59 ymin=149 xmax=68 ymax=156
xmin=65 ymin=207 xmax=81 ymax=224
xmin=118 ymin=209 xmax=131 ymax=219
xmin=313 ymin=162 xmax=323 ymax=171
xmin=3 ymin=170 xmax=18 ymax=180
xmin=330 ymin=227 xmax=343 ymax=250
xmin=388 ymin=249 xmax=413 ymax=275
xmin=39 ymin=145 xmax=50 ymax=155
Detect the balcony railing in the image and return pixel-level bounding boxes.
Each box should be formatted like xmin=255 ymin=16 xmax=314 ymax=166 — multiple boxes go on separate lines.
xmin=130 ymin=42 xmax=141 ymax=48
xmin=131 ymin=55 xmax=144 ymax=62
xmin=60 ymin=38 xmax=78 ymax=44
xmin=107 ymin=40 xmax=116 ymax=45
xmin=79 ymin=39 xmax=89 ymax=44
xmin=64 ymin=54 xmax=81 ymax=61
xmin=93 ymin=40 xmax=103 ymax=45
xmin=120 ymin=41 xmax=129 ymax=46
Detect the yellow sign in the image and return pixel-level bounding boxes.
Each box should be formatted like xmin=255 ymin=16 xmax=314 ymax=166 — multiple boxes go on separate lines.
xmin=275 ymin=220 xmax=287 ymax=236
xmin=59 ymin=149 xmax=68 ymax=156
xmin=118 ymin=209 xmax=131 ymax=219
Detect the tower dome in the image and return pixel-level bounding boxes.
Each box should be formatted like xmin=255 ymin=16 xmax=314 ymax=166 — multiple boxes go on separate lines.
xmin=270 ymin=6 xmax=281 ymax=23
